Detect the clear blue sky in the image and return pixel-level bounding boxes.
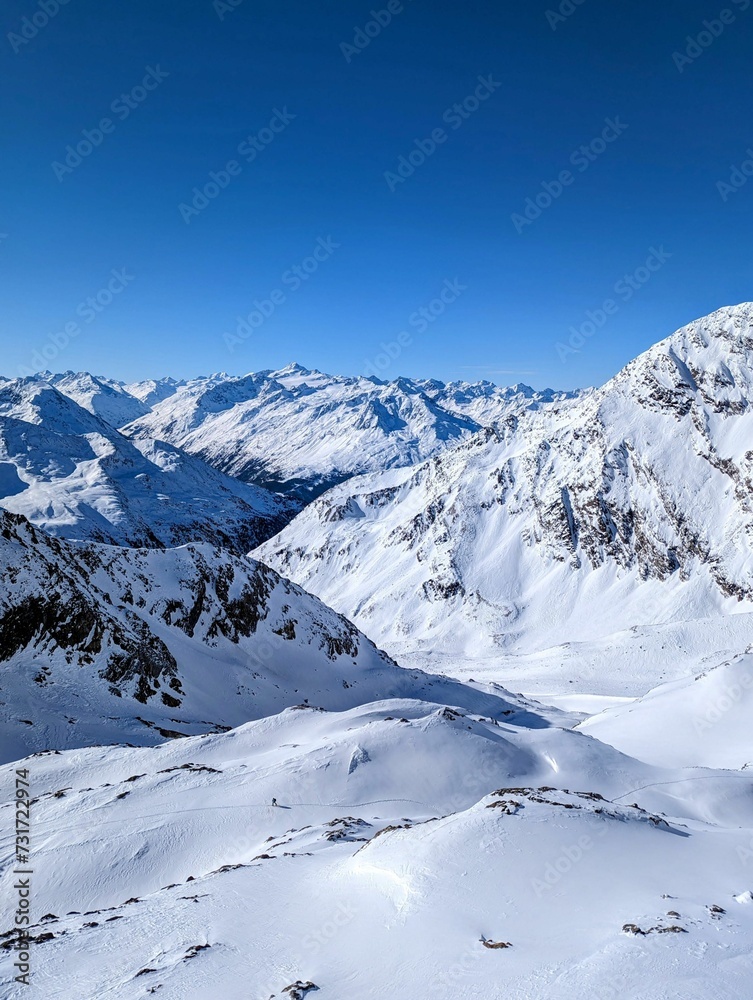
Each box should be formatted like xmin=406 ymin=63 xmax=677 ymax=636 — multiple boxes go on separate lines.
xmin=2 ymin=0 xmax=753 ymax=389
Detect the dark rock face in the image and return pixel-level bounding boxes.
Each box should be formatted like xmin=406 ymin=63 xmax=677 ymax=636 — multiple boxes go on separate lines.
xmin=0 ymin=509 xmax=389 ymax=716
xmin=0 ymin=513 xmax=180 ymax=703
xmin=0 ymin=593 xmax=104 ymax=662
xmin=101 ymin=629 xmax=179 ymax=706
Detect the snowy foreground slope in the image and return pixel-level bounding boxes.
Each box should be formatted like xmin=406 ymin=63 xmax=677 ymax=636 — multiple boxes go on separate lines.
xmin=257 ymin=305 xmax=753 ymax=681
xmin=0 ymin=509 xmax=535 ymax=763
xmin=2 ymin=699 xmax=752 ymax=999
xmin=0 ymin=379 xmax=296 ymax=553
xmin=123 ymin=363 xmax=577 ymax=498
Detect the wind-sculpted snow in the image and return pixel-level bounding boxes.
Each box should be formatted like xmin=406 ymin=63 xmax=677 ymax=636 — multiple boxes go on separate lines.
xmin=257 ymin=304 xmax=753 ymax=674
xmin=123 ymin=363 xmax=576 ymax=499
xmin=579 ymin=651 xmax=753 ymax=769
xmin=0 ymin=378 xmax=297 ymax=553
xmin=0 ymin=510 xmax=535 ymax=762
xmin=1 ymin=699 xmax=751 ymax=998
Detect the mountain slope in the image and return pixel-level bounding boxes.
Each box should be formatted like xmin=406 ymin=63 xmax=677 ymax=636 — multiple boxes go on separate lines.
xmin=0 ymin=378 xmax=297 ymax=553
xmin=256 ymin=305 xmax=753 ymax=674
xmin=0 ymin=510 xmax=534 ymax=763
xmin=1 ymin=698 xmax=751 ymax=998
xmin=578 ymin=651 xmax=753 ymax=769
xmin=123 ymin=364 xmax=574 ymax=499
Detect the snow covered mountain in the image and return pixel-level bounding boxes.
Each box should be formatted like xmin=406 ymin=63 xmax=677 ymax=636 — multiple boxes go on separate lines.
xmin=4 ymin=306 xmax=753 ymax=1000
xmin=0 ymin=509 xmax=532 ymax=763
xmin=123 ymin=363 xmax=576 ymax=499
xmin=0 ymin=378 xmax=297 ymax=553
xmin=122 ymin=376 xmax=185 ymax=408
xmin=2 ymin=693 xmax=751 ymax=998
xmin=41 ymin=371 xmax=151 ymax=426
xmin=256 ymin=304 xmax=753 ymax=675
xmin=414 ymin=376 xmax=584 ymax=426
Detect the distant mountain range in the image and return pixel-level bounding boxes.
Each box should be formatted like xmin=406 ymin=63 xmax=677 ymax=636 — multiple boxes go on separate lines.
xmin=0 ymin=377 xmax=296 ymax=553
xmin=122 ymin=363 xmax=579 ymax=499
xmin=1 ymin=365 xmax=579 ymax=504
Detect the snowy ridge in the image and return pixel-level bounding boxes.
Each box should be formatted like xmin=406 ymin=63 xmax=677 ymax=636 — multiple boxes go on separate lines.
xmin=122 ymin=376 xmax=185 ymax=408
xmin=578 ymin=651 xmax=753 ymax=769
xmin=42 ymin=371 xmax=151 ymax=426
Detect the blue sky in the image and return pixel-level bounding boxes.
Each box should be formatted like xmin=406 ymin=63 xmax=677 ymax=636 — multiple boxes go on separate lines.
xmin=2 ymin=0 xmax=753 ymax=389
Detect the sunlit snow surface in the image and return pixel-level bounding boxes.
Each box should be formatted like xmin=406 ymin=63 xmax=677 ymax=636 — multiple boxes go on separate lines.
xmin=2 ymin=699 xmax=752 ymax=999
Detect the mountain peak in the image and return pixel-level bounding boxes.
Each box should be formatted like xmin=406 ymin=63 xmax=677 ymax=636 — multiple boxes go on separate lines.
xmin=663 ymin=301 xmax=753 ymax=350
xmin=610 ymin=303 xmax=753 ymax=411
xmin=275 ymin=361 xmax=311 ymax=375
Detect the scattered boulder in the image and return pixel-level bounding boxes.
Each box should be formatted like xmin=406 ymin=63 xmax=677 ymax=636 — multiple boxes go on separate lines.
xmin=273 ymin=982 xmax=318 ymax=999
xmin=480 ymin=936 xmax=513 ymax=949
